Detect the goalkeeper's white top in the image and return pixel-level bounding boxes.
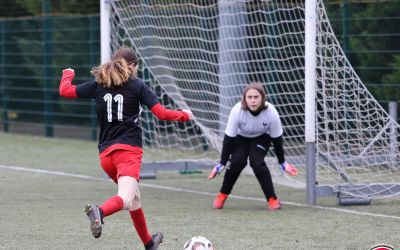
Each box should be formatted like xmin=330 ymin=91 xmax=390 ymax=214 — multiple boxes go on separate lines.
xmin=225 ymin=101 xmax=283 ymax=139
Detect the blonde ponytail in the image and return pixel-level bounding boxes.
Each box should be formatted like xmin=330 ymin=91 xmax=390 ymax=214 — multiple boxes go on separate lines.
xmin=90 ymin=58 xmax=131 ymax=88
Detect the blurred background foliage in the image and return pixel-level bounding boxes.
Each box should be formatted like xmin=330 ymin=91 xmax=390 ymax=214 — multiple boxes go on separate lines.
xmin=1 ymin=0 xmax=99 ymax=16
xmin=0 ymin=0 xmax=100 ymax=139
xmin=325 ymin=0 xmax=400 ymax=107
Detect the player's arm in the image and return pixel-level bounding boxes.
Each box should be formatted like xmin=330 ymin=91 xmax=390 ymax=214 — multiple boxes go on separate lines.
xmin=209 ymin=105 xmax=239 ymax=179
xmin=270 ymin=107 xmax=298 ymax=176
xmin=59 ymin=68 xmax=77 ymax=98
xmin=150 ymin=103 xmax=192 ymax=122
xmin=271 ymin=135 xmax=298 ymax=176
xmin=220 ymin=134 xmax=235 ymax=166
xmin=208 ymin=134 xmax=234 ymax=179
xmin=60 ymin=68 xmax=97 ymax=99
xmin=269 ymin=107 xmax=285 ymax=164
xmin=139 ymin=82 xmax=192 ymax=122
xmin=271 ymin=135 xmax=285 ymax=164
xmin=220 ymin=105 xmax=240 ymax=165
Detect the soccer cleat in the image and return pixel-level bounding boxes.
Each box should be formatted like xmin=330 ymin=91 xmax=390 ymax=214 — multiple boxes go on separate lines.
xmin=280 ymin=162 xmax=298 ymax=176
xmin=208 ymin=164 xmax=226 ymax=179
xmin=84 ymin=204 xmax=103 ymax=238
xmin=268 ymin=197 xmax=281 ymax=211
xmin=213 ymin=193 xmax=228 ymax=209
xmin=145 ymin=232 xmax=164 ymax=250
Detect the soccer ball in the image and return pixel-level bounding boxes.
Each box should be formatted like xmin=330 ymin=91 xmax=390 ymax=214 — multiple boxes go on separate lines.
xmin=183 ymin=236 xmax=214 ymax=250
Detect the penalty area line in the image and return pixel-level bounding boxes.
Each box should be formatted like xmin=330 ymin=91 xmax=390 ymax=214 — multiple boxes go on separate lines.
xmin=1 ymin=164 xmax=400 ymax=221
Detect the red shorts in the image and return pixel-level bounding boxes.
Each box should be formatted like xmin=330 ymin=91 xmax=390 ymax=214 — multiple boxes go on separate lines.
xmin=99 ymin=146 xmax=143 ymax=183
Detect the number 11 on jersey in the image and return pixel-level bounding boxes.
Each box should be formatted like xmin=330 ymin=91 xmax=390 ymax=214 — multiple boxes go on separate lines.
xmin=103 ymin=93 xmax=124 ymax=122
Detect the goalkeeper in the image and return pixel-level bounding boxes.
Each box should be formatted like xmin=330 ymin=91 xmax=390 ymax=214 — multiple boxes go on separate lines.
xmin=208 ymin=83 xmax=297 ymax=211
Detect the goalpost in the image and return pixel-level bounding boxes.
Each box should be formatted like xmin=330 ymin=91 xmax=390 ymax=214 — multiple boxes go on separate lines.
xmin=101 ymin=0 xmax=400 ymax=204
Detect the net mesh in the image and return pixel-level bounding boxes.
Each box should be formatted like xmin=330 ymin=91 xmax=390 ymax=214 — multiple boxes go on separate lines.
xmin=109 ymin=0 xmax=400 ymax=198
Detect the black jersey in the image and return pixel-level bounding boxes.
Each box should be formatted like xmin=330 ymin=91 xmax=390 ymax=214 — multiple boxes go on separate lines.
xmin=76 ymin=78 xmax=158 ymax=152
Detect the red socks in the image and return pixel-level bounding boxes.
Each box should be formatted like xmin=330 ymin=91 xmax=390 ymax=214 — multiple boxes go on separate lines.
xmin=99 ymin=195 xmax=124 ymax=217
xmin=130 ymin=208 xmax=152 ymax=245
xmin=98 ymin=197 xmax=152 ymax=246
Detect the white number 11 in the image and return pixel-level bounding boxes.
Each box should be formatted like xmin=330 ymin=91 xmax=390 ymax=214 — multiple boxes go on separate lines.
xmin=103 ymin=93 xmax=124 ymax=122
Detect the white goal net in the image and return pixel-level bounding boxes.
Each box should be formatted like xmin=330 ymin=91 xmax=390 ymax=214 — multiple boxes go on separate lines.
xmin=108 ymin=0 xmax=400 ymax=199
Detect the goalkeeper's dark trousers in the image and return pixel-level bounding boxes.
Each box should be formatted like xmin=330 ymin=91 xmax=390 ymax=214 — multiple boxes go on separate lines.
xmin=220 ymin=134 xmax=277 ymax=200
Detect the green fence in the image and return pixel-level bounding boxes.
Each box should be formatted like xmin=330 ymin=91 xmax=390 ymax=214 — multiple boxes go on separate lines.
xmin=326 ymin=0 xmax=400 ymax=110
xmin=0 ymin=1 xmax=399 ymax=141
xmin=0 ymin=15 xmax=100 ymax=140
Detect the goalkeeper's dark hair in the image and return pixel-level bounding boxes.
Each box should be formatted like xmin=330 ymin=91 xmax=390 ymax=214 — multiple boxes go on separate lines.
xmin=90 ymin=47 xmax=139 ymax=88
xmin=241 ymin=82 xmax=267 ymax=110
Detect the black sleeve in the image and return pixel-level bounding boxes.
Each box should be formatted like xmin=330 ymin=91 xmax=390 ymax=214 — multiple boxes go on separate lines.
xmin=220 ymin=134 xmax=235 ymax=166
xmin=76 ymin=80 xmax=97 ymax=99
xmin=139 ymin=82 xmax=159 ymax=109
xmin=271 ymin=135 xmax=285 ymax=164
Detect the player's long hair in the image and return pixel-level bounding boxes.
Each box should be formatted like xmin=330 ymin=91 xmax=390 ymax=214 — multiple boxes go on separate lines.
xmin=112 ymin=46 xmax=139 ymax=65
xmin=90 ymin=46 xmax=139 ymax=88
xmin=241 ymin=83 xmax=267 ymax=111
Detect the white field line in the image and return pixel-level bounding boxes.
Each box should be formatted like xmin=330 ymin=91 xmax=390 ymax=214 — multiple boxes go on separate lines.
xmin=1 ymin=164 xmax=400 ymax=221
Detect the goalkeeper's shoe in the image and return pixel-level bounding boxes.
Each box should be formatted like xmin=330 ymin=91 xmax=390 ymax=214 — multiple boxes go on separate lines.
xmin=208 ymin=164 xmax=225 ymax=179
xmin=280 ymin=162 xmax=298 ymax=176
xmin=84 ymin=204 xmax=103 ymax=238
xmin=145 ymin=232 xmax=164 ymax=250
xmin=268 ymin=197 xmax=281 ymax=211
xmin=213 ymin=193 xmax=228 ymax=209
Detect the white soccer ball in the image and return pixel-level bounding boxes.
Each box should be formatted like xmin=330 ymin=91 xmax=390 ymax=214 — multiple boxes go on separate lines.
xmin=183 ymin=236 xmax=214 ymax=250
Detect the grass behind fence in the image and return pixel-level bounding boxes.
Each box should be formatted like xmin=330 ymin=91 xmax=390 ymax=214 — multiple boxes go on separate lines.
xmin=0 ymin=132 xmax=399 ymax=249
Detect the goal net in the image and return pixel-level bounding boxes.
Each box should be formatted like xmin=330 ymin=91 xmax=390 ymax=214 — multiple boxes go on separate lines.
xmin=108 ymin=0 xmax=400 ymax=199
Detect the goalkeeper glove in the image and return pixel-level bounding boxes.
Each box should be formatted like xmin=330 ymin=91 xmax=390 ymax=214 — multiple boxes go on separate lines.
xmin=280 ymin=161 xmax=298 ymax=176
xmin=208 ymin=164 xmax=226 ymax=179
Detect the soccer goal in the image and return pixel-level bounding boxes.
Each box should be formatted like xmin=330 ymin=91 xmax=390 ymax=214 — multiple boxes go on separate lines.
xmin=102 ymin=0 xmax=400 ymax=204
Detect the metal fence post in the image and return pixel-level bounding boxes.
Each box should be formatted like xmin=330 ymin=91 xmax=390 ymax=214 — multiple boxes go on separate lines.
xmin=89 ymin=15 xmax=98 ymax=141
xmin=142 ymin=66 xmax=152 ymax=144
xmin=0 ymin=20 xmax=8 ymax=132
xmin=43 ymin=0 xmax=53 ymax=137
xmin=342 ymin=0 xmax=350 ymax=54
xmin=389 ymin=101 xmax=398 ymax=164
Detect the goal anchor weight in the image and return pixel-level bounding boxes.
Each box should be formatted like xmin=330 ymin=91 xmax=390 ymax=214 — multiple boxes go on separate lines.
xmin=337 ymin=195 xmax=372 ymax=206
xmin=336 ymin=184 xmax=372 ymax=206
xmin=316 ymin=184 xmax=372 ymax=206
